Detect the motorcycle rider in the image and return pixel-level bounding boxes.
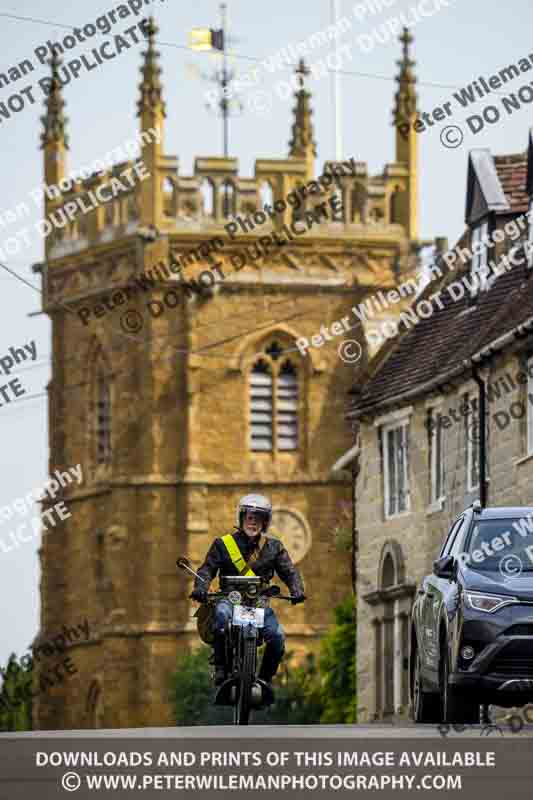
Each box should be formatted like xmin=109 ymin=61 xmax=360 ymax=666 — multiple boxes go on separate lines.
xmin=190 ymin=494 xmax=305 ymax=687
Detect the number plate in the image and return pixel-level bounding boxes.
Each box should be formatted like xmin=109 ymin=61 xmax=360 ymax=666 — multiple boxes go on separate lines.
xmin=232 ymin=605 xmax=265 ymax=627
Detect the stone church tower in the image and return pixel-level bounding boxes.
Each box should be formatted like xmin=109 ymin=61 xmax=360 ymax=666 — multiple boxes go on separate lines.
xmin=33 ymin=22 xmax=421 ymax=729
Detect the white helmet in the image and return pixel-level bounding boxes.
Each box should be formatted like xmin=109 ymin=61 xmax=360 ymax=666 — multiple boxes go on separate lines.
xmin=237 ymin=494 xmax=272 ymax=532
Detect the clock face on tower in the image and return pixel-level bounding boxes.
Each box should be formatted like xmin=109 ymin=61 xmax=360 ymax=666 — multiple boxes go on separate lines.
xmin=270 ymin=508 xmax=311 ymax=564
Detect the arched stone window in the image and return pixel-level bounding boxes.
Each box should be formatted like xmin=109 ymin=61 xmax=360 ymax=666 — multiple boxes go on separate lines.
xmin=259 ymin=181 xmax=273 ymax=209
xmin=163 ymin=177 xmax=175 ymax=217
xmin=104 ymin=201 xmax=115 ymax=227
xmin=128 ymin=194 xmax=138 ymax=222
xmin=277 ymin=360 xmax=298 ymax=450
xmin=222 ymin=180 xmax=236 ymax=218
xmin=389 ymin=185 xmax=403 ymax=225
xmin=250 ymin=359 xmax=273 ymax=451
xmin=78 ymin=211 xmax=88 ymax=238
xmin=331 ymin=188 xmax=345 ymax=222
xmin=249 ymin=341 xmax=299 ymax=453
xmin=201 ymin=178 xmax=215 ymax=217
xmin=351 ymin=184 xmax=367 ymax=223
xmin=292 ymin=182 xmax=305 ymax=222
xmin=96 ymin=372 xmax=112 ymax=465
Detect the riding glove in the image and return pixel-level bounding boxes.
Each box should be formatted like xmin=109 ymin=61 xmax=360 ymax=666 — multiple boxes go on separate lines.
xmin=291 ymin=593 xmax=306 ymax=606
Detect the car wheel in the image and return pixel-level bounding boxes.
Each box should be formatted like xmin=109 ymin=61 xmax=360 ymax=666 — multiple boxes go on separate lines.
xmin=411 ymin=648 xmax=440 ymax=723
xmin=440 ymin=645 xmax=479 ymax=724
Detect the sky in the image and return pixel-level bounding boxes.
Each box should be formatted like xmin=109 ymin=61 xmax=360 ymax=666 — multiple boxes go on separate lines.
xmin=1 ymin=0 xmax=532 ymax=666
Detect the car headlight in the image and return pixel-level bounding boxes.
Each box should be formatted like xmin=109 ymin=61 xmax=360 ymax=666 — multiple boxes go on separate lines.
xmin=466 ymin=592 xmax=518 ymax=613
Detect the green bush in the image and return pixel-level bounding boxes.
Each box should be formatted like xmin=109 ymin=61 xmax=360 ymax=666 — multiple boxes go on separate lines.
xmin=317 ymin=594 xmax=357 ymax=724
xmin=169 ymin=646 xmax=229 ymax=725
xmin=0 ymin=653 xmax=33 ymax=732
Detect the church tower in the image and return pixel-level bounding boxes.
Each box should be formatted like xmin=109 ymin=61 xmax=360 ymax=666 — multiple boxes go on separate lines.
xmin=34 ymin=23 xmax=421 ymax=729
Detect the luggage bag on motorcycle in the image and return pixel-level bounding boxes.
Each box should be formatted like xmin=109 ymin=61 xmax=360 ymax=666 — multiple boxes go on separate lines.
xmin=194 ymin=603 xmax=215 ymax=645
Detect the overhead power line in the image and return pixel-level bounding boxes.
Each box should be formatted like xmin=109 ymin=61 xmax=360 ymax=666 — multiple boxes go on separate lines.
xmin=0 ymin=10 xmax=500 ymax=96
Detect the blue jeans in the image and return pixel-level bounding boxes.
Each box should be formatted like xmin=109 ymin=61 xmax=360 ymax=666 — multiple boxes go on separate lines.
xmin=213 ymin=600 xmax=285 ymax=681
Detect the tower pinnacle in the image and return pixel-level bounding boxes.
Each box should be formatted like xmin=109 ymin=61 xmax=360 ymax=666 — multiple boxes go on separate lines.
xmin=40 ymin=52 xmax=68 ymax=150
xmin=288 ymin=59 xmax=316 ymax=179
xmin=392 ymin=28 xmax=418 ymax=239
xmin=137 ymin=18 xmax=167 ymax=119
xmin=137 ymin=17 xmax=166 ymax=226
xmin=392 ymin=27 xmax=417 ymax=133
xmin=40 ymin=52 xmax=68 ymax=210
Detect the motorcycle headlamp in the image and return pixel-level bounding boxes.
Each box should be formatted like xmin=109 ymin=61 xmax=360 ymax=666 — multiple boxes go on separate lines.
xmin=466 ymin=592 xmax=518 ymax=613
xmin=228 ymin=590 xmax=242 ymax=604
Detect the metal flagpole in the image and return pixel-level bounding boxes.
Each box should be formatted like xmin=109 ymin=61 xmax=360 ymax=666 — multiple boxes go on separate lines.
xmin=220 ymin=3 xmax=229 ymax=158
xmin=331 ymin=0 xmax=343 ymax=161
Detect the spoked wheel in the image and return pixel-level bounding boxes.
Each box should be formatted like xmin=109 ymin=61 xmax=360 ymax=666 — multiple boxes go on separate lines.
xmin=234 ymin=636 xmax=256 ymax=725
xmin=411 ymin=648 xmax=440 ymax=723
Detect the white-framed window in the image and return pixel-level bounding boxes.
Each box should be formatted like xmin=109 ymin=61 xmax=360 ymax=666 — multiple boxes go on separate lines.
xmin=465 ymin=391 xmax=491 ymax=492
xmin=428 ymin=407 xmax=445 ymax=505
xmin=470 ymin=220 xmax=490 ymax=296
xmin=527 ymin=355 xmax=533 ymax=455
xmin=382 ymin=421 xmax=410 ymax=518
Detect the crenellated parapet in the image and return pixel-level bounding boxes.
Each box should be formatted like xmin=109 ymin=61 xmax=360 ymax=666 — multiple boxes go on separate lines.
xmin=45 ymin=159 xmax=144 ymax=260
xmin=44 ymin=155 xmax=411 ymax=257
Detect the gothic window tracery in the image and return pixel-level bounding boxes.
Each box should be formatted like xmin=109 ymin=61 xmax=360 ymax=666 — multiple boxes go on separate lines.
xmin=249 ymin=341 xmax=299 ymax=453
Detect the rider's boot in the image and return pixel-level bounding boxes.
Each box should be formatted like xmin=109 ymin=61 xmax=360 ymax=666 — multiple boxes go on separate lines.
xmin=214 ymin=667 xmax=226 ymax=686
xmin=257 ymin=645 xmax=282 ymax=689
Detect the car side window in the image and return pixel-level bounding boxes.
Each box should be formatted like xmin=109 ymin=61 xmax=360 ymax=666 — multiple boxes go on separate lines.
xmin=449 ymin=515 xmax=471 ymax=557
xmin=440 ymin=518 xmax=462 ymax=557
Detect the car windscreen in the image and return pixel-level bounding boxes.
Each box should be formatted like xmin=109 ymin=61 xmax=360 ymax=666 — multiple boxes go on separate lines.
xmin=464 ymin=518 xmax=533 ymax=572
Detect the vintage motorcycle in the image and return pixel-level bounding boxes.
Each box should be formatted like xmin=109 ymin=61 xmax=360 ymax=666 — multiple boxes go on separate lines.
xmin=177 ymin=557 xmax=299 ymax=725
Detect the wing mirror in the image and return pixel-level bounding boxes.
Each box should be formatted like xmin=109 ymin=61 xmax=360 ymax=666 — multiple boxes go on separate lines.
xmin=433 ymin=555 xmax=455 ymax=580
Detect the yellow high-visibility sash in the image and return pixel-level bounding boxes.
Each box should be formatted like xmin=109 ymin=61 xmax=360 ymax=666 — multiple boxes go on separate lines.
xmin=221 ymin=534 xmax=257 ymax=576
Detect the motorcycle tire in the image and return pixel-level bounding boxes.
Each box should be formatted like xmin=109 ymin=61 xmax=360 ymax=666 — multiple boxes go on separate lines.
xmin=235 ymin=636 xmax=256 ymax=726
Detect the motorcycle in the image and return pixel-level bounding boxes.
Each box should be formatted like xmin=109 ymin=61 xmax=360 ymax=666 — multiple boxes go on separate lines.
xmin=177 ymin=557 xmax=301 ymax=725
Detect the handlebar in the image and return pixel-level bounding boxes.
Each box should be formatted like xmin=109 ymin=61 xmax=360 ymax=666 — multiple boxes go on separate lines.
xmin=195 ymin=592 xmax=306 ymax=603
xmin=177 ymin=557 xmax=306 ymax=604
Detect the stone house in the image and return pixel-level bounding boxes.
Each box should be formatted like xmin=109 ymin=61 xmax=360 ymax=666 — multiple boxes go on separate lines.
xmin=348 ymin=132 xmax=533 ymax=722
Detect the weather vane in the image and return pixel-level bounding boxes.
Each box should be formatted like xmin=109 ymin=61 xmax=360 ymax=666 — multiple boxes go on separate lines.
xmin=188 ymin=3 xmax=243 ymax=158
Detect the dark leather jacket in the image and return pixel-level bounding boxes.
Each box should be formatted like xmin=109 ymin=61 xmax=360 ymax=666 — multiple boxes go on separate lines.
xmin=193 ymin=529 xmax=305 ymax=596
